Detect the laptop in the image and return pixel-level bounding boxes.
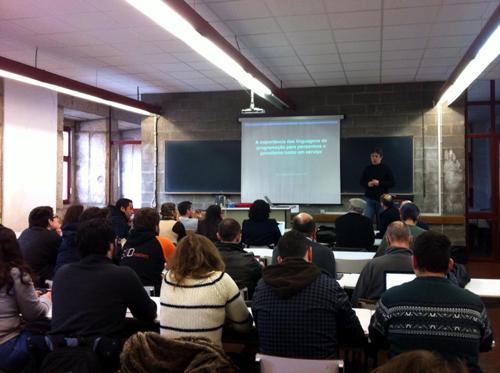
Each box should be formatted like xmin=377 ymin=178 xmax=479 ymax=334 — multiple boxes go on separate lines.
xmin=384 ymin=271 xmax=416 ymax=291
xmin=264 ymin=196 xmax=288 ymax=208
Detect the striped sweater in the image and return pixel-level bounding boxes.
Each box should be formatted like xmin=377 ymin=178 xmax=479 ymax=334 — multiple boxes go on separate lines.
xmin=160 ymin=271 xmax=253 ymax=345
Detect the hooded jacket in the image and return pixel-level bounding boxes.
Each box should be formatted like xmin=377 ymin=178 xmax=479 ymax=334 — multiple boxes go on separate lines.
xmin=108 ymin=204 xmax=130 ymax=239
xmin=53 ymin=222 xmax=80 ymax=277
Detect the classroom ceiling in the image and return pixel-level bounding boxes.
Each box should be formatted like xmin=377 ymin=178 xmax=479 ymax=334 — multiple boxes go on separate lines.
xmin=1 ymin=0 xmax=500 ymax=99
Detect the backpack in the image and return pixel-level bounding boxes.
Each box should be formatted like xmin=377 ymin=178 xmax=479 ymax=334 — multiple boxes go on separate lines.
xmin=316 ymin=225 xmax=336 ymax=247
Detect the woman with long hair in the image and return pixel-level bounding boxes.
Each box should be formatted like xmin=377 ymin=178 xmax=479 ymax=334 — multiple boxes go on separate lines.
xmin=197 ymin=205 xmax=223 ymax=242
xmin=158 ymin=202 xmax=186 ymax=244
xmin=160 ymin=235 xmax=252 ymax=345
xmin=241 ymin=199 xmax=281 ymax=247
xmin=0 ymin=226 xmax=52 ymax=372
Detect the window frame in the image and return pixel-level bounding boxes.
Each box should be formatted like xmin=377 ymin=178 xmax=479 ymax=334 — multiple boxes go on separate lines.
xmin=63 ymin=126 xmax=71 ymax=205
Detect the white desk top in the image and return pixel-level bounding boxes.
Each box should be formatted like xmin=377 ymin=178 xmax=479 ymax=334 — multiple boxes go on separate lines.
xmin=465 ymin=278 xmax=500 ymax=298
xmin=333 ymin=251 xmax=375 ymax=260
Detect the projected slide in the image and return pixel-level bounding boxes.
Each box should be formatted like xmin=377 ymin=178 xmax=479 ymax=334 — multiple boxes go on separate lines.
xmin=239 ymin=116 xmax=342 ymax=204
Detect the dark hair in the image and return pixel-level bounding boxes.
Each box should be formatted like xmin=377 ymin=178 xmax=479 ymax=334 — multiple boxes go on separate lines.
xmin=401 ymin=203 xmax=420 ymax=222
xmin=292 ymin=214 xmax=316 ymax=234
xmin=28 ymin=206 xmax=54 ymax=228
xmin=218 ymin=218 xmax=241 ymax=242
xmin=372 ymin=147 xmax=383 ymax=157
xmin=77 ymin=218 xmax=116 ymax=258
xmin=202 ymin=205 xmax=222 ymax=227
xmin=79 ymin=207 xmax=108 ymax=223
xmin=133 ymin=207 xmax=160 ymax=231
xmin=380 ymin=194 xmax=394 ymax=208
xmin=371 ymin=350 xmax=468 ymax=373
xmin=0 ymin=227 xmax=37 ymax=293
xmin=178 ymin=201 xmax=193 ymax=216
xmin=168 ymin=234 xmax=225 ymax=285
xmin=160 ymin=202 xmax=176 ymax=220
xmin=386 ymin=221 xmax=411 ymax=244
xmin=413 ymin=231 xmax=451 ymax=274
xmin=248 ymin=199 xmax=270 ymax=221
xmin=62 ymin=205 xmax=84 ymax=227
xmin=278 ymin=231 xmax=310 ymax=259
xmin=116 ymin=198 xmax=132 ymax=211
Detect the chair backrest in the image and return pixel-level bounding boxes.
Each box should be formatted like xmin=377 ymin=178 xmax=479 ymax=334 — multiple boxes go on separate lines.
xmin=335 ymin=258 xmax=371 ymax=274
xmin=256 ymin=354 xmax=343 ymax=373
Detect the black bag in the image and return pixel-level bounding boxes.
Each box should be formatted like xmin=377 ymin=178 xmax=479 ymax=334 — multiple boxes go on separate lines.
xmin=39 ymin=346 xmax=102 ymax=373
xmin=316 ymin=225 xmax=336 ymax=247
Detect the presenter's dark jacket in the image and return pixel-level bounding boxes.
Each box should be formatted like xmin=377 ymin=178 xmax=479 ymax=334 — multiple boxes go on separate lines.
xmin=241 ymin=218 xmax=281 ymax=247
xmin=53 ymin=222 xmax=80 ymax=278
xmin=272 ymin=238 xmax=336 ymax=278
xmin=369 ymin=276 xmax=494 ymax=373
xmin=108 ymin=204 xmax=130 ymax=239
xmin=252 ymin=258 xmax=364 ymax=359
xmin=216 ymin=242 xmax=262 ymax=299
xmin=18 ymin=227 xmax=62 ymax=287
xmin=334 ymin=212 xmax=375 ymax=250
xmin=377 ymin=206 xmax=400 ymax=238
xmin=50 ymin=254 xmax=157 ymax=339
xmin=360 ymin=163 xmax=395 ymax=200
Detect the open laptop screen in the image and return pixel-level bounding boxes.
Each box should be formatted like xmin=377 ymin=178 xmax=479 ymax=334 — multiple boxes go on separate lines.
xmin=384 ymin=271 xmax=416 ymax=291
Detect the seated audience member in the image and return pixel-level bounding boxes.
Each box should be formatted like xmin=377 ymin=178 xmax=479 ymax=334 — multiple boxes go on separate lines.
xmin=272 ymin=213 xmax=336 ymax=277
xmin=197 ymin=205 xmax=223 ymax=242
xmin=351 ymin=221 xmax=414 ymax=306
xmin=177 ymin=200 xmax=202 ymax=231
xmin=369 ymin=231 xmax=494 ymax=373
xmin=371 ymin=350 xmax=468 ymax=373
xmin=160 ymin=235 xmax=252 ymax=345
xmin=18 ymin=206 xmax=62 ymax=287
xmin=216 ymin=218 xmax=262 ymax=298
xmin=334 ymin=198 xmax=375 ymax=250
xmin=400 ymin=200 xmax=430 ymax=231
xmin=52 ymin=204 xmax=84 ymax=277
xmin=50 ymin=218 xmax=157 ymax=344
xmin=120 ymin=208 xmax=175 ymax=295
xmin=108 ymin=198 xmax=134 ymax=239
xmin=376 ymin=203 xmax=426 ymax=257
xmin=377 ymin=194 xmax=400 ymax=238
xmin=253 ymin=231 xmax=364 ymax=359
xmin=0 ymin=227 xmax=52 ymax=372
xmin=158 ymin=202 xmax=186 ymax=244
xmin=241 ymin=199 xmax=281 ymax=247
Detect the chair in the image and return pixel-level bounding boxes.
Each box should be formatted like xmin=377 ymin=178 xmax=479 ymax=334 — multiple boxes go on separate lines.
xmin=335 ymin=258 xmax=371 ymax=274
xmin=256 ymin=354 xmax=343 ymax=373
xmin=239 ymin=287 xmax=249 ymax=301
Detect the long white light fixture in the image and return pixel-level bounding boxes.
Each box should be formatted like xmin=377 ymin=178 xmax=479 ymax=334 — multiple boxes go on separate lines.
xmin=438 ymin=24 xmax=500 ymax=106
xmin=125 ymin=0 xmax=272 ymax=98
xmin=0 ymin=68 xmax=155 ymax=116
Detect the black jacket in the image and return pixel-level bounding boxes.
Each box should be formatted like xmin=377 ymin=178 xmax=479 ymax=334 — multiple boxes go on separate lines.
xmin=335 ymin=213 xmax=375 ymax=250
xmin=18 ymin=227 xmax=62 ymax=287
xmin=197 ymin=219 xmax=222 ymax=242
xmin=360 ymin=163 xmax=395 ymax=200
xmin=241 ymin=219 xmax=281 ymax=247
xmin=216 ymin=242 xmax=262 ymax=299
xmin=377 ymin=206 xmax=400 ymax=238
xmin=53 ymin=222 xmax=80 ymax=277
xmin=108 ymin=204 xmax=130 ymax=239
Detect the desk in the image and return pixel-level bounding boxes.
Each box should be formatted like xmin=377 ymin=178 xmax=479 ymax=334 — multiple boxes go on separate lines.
xmin=333 ymin=251 xmax=375 ymax=260
xmin=465 ymin=279 xmax=500 ymax=299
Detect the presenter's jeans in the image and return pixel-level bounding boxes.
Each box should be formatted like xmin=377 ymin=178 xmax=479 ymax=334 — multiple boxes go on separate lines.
xmin=364 ymin=197 xmax=382 ymax=230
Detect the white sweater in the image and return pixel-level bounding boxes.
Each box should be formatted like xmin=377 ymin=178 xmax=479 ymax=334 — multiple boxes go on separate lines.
xmin=160 ymin=271 xmax=253 ymax=345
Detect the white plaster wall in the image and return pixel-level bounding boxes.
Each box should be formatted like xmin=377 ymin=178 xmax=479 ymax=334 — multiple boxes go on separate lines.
xmin=3 ymin=80 xmax=58 ymax=232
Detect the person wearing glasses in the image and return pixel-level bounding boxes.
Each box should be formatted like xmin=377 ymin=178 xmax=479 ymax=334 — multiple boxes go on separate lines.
xmin=18 ymin=206 xmax=62 ymax=287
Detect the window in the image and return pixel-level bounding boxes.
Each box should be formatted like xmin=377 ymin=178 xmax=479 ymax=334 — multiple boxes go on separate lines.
xmin=63 ymin=126 xmax=71 ymax=204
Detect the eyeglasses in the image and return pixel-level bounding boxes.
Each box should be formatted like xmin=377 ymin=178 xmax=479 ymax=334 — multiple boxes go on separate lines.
xmin=52 ymin=215 xmax=59 ymax=220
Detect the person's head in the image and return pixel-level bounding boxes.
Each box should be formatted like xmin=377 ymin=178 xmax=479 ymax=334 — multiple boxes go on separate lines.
xmin=371 ymin=147 xmax=383 ymax=165
xmin=178 ymin=201 xmax=193 ymax=217
xmin=77 ymin=218 xmax=116 ymax=258
xmin=413 ymin=231 xmax=453 ymax=276
xmin=168 ymin=234 xmax=225 ymax=284
xmin=217 ymin=218 xmax=241 ymax=243
xmin=277 ymin=231 xmax=312 ymax=262
xmin=116 ymin=198 xmax=133 ymax=219
xmin=203 ymin=205 xmax=223 ymax=225
xmin=292 ymin=213 xmax=316 ymax=238
xmin=380 ymin=194 xmax=394 ymax=210
xmin=399 ymin=200 xmax=413 ymax=212
xmin=248 ymin=199 xmax=271 ymax=221
xmin=348 ymin=198 xmax=366 ymax=215
xmin=133 ymin=207 xmax=160 ymax=232
xmin=79 ymin=207 xmax=108 ymax=223
xmin=160 ymin=202 xmax=177 ymax=220
xmin=0 ymin=226 xmax=36 ymax=292
xmin=62 ymin=205 xmax=84 ymax=227
xmin=28 ymin=206 xmax=59 ymax=230
xmin=401 ymin=202 xmax=420 ymax=223
xmin=385 ymin=221 xmax=412 ymax=248
xmin=370 ymin=350 xmax=468 ymax=373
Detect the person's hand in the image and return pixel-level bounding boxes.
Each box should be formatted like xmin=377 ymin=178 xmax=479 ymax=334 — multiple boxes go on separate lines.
xmin=372 ymin=179 xmax=379 ymax=186
xmin=259 ymin=261 xmax=265 ymax=267
xmin=127 ymin=218 xmax=133 ymax=227
xmin=368 ymin=181 xmax=374 ymax=187
xmin=194 ymin=209 xmax=203 ymax=219
xmin=42 ymin=292 xmax=52 ymax=301
xmin=56 ymin=228 xmax=62 ymax=235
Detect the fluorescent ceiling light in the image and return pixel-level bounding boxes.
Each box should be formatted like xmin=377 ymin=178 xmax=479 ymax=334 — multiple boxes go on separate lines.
xmin=125 ymin=0 xmax=272 ymax=97
xmin=438 ymin=24 xmax=500 ymax=106
xmin=0 ymin=69 xmax=152 ymax=116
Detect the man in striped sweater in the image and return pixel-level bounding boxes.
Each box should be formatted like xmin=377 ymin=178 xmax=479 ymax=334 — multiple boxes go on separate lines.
xmin=369 ymin=231 xmax=493 ymax=373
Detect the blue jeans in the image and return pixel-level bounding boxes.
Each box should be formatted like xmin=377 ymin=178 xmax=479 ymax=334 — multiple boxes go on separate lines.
xmin=0 ymin=332 xmax=32 ymax=371
xmin=364 ymin=197 xmax=383 ymax=230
